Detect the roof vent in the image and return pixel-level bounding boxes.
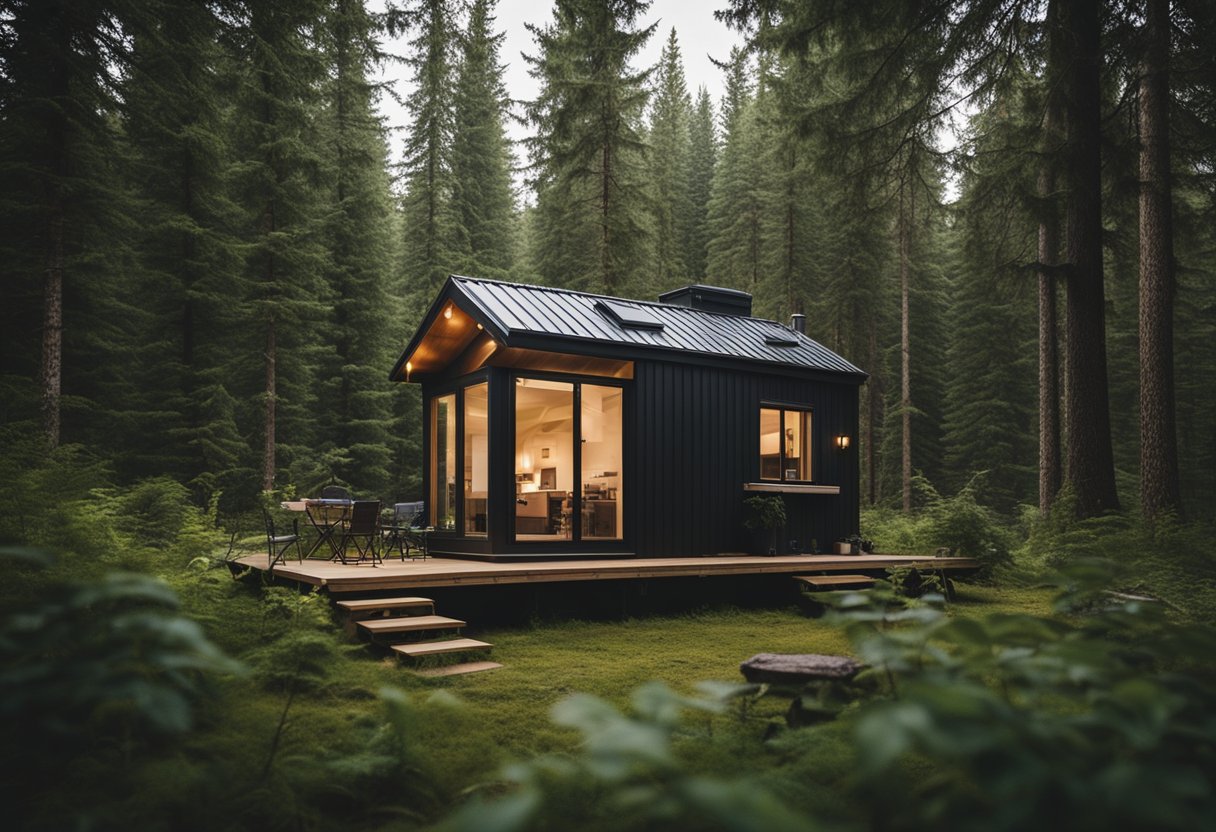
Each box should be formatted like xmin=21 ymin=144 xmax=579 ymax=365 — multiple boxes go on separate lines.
xmin=658 ymin=284 xmax=752 ymax=317
xmin=595 ymin=299 xmax=665 ymax=331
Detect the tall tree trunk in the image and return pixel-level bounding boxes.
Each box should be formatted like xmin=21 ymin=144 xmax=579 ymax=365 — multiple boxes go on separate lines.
xmin=867 ymin=323 xmax=881 ymax=506
xmin=1138 ymin=0 xmax=1182 ymax=519
xmin=1038 ymin=2 xmax=1064 ymax=515
xmin=899 ymin=179 xmax=912 ymax=513
xmin=1059 ymin=0 xmax=1120 ymax=517
xmin=41 ymin=208 xmax=64 ymax=448
xmin=263 ymin=313 xmax=276 ymax=492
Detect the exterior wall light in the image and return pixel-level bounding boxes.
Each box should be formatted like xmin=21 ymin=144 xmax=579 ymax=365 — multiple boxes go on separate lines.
xmin=836 ymin=434 xmax=851 ymax=451
xmin=444 ymin=305 xmax=453 ymax=320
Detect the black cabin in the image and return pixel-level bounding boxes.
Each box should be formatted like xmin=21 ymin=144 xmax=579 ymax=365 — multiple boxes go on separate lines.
xmin=389 ymin=276 xmax=867 ymax=560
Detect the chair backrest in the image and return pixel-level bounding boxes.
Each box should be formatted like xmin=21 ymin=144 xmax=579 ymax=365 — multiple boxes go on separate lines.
xmin=393 ymin=501 xmax=425 ymax=527
xmin=320 ymin=484 xmax=353 ymax=501
xmin=262 ymin=509 xmax=276 ymax=541
xmin=348 ymin=500 xmax=381 ymax=534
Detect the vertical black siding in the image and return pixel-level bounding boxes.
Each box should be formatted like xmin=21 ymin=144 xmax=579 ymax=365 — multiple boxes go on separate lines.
xmin=630 ymin=359 xmax=860 ymax=556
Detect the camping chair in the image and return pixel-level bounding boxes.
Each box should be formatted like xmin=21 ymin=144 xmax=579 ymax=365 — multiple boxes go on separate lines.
xmin=339 ymin=500 xmax=382 ymax=565
xmin=263 ymin=509 xmax=303 ymax=570
xmin=382 ymin=501 xmax=429 ymax=560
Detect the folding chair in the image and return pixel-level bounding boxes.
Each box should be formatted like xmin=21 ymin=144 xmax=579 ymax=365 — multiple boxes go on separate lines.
xmin=263 ymin=510 xmax=303 ymax=570
xmin=339 ymin=500 xmax=382 ymax=565
xmin=381 ymin=501 xmax=429 ymax=560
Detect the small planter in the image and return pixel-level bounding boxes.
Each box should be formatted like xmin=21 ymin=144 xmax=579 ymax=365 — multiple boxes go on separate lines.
xmin=833 ymin=540 xmax=859 ymax=555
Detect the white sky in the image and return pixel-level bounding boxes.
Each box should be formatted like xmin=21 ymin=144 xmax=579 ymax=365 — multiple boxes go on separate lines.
xmin=373 ymin=0 xmax=746 ymax=188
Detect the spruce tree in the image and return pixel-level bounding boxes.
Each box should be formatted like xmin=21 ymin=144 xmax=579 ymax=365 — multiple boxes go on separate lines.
xmin=685 ymin=86 xmax=717 ymax=282
xmin=705 ymin=48 xmax=764 ymax=292
xmin=524 ymin=0 xmax=656 ymax=295
xmin=228 ymin=0 xmax=331 ymax=492
xmin=450 ymin=0 xmax=517 ymax=279
xmin=315 ymin=0 xmax=399 ymax=497
xmin=647 ymin=28 xmax=693 ymax=292
xmin=400 ymin=0 xmax=457 ymax=303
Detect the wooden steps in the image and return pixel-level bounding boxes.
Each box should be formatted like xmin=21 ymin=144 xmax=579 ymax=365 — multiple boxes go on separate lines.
xmin=391 ymin=637 xmax=494 ymax=658
xmin=336 ymin=596 xmax=435 ymax=614
xmin=335 ymin=594 xmax=496 ymax=672
xmin=793 ymin=574 xmax=875 ymax=590
xmin=415 ymin=660 xmax=503 ymax=678
xmin=357 ymin=614 xmax=466 ymax=635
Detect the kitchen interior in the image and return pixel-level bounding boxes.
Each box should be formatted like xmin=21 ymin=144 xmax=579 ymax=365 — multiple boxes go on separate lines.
xmin=514 ymin=378 xmax=622 ymax=541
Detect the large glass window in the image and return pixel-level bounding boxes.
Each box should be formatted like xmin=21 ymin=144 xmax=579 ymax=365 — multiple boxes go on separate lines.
xmin=581 ymin=384 xmax=623 ymax=541
xmin=513 ymin=377 xmax=624 ymax=542
xmin=514 ymin=379 xmax=574 ymax=540
xmin=760 ymin=406 xmax=812 ymax=482
xmin=463 ymin=383 xmax=488 ymax=535
xmin=431 ymin=393 xmax=456 ymax=529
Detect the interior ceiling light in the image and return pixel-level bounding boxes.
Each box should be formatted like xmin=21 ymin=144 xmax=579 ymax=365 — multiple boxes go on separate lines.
xmin=444 ymin=305 xmax=453 ymax=319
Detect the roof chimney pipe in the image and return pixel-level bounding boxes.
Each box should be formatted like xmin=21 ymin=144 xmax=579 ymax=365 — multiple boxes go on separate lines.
xmin=789 ymin=313 xmax=806 ymax=334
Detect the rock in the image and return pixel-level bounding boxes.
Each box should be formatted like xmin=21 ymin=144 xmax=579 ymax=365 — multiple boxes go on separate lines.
xmin=739 ymin=653 xmax=863 ymax=685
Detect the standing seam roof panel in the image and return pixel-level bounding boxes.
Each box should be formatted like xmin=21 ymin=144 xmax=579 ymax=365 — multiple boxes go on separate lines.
xmin=449 ymin=276 xmax=866 ymax=377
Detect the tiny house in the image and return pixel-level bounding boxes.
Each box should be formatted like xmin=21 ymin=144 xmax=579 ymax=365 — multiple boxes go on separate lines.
xmin=390 ymin=276 xmax=867 ymax=560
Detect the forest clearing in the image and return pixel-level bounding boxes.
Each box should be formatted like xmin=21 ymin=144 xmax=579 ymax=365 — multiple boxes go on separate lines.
xmin=2 ymin=0 xmax=1215 ymax=829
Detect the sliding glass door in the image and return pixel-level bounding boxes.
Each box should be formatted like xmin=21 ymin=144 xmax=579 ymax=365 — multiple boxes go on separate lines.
xmin=513 ymin=376 xmax=623 ymax=543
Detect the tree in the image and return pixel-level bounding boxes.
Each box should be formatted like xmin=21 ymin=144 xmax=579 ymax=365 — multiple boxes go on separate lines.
xmin=524 ymin=0 xmax=656 ymax=294
xmin=1137 ymin=0 xmax=1182 ymax=519
xmin=399 ymin=0 xmax=457 ymax=301
xmin=685 ymin=86 xmax=717 ymax=282
xmin=315 ymin=0 xmax=399 ymax=497
xmin=0 ymin=0 xmax=131 ymax=449
xmin=450 ymin=0 xmax=517 ymax=279
xmin=228 ymin=0 xmax=331 ymax=492
xmin=647 ymin=28 xmax=693 ymax=291
xmin=705 ymin=48 xmax=764 ymax=291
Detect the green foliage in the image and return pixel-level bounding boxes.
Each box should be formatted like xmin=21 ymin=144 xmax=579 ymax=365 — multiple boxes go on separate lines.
xmin=742 ymin=495 xmax=786 ymax=532
xmin=441 ymin=681 xmax=816 ymax=832
xmin=0 ymin=548 xmax=239 ymax=828
xmin=863 ymin=475 xmax=1014 ymax=579
xmin=828 ymin=563 xmax=1216 ymax=831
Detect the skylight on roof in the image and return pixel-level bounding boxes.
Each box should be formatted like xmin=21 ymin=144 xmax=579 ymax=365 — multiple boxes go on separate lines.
xmin=765 ymin=334 xmax=800 ymax=347
xmin=595 ymin=299 xmax=665 ymax=331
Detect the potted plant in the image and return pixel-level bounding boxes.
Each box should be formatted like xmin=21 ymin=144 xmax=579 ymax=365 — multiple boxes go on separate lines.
xmin=743 ymin=495 xmax=787 ymax=556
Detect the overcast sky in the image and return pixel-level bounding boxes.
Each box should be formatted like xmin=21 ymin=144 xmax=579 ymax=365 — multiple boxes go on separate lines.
xmin=373 ymin=1 xmax=747 ymax=181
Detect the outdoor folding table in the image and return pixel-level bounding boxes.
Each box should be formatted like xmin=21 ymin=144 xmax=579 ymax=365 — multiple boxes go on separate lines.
xmin=281 ymin=498 xmax=352 ymax=559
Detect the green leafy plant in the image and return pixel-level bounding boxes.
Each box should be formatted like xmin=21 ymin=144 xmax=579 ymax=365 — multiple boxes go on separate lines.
xmin=743 ymin=495 xmax=787 ymax=555
xmin=439 ymin=681 xmax=814 ymax=832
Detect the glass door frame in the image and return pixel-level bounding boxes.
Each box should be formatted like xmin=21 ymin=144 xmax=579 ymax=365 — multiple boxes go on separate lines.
xmin=425 ymin=368 xmax=491 ymax=540
xmin=508 ymin=370 xmax=627 ymax=545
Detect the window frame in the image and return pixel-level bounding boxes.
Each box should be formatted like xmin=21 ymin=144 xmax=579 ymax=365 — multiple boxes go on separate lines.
xmin=758 ymin=403 xmax=814 ymax=484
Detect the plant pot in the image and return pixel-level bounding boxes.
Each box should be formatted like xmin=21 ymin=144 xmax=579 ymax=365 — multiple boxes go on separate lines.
xmin=833 ymin=541 xmax=858 ymax=555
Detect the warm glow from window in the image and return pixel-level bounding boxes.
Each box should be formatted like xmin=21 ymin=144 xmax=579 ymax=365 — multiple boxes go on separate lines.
xmin=463 ymin=383 xmax=488 ymax=536
xmin=430 ymin=394 xmax=457 ymax=530
xmin=759 ymin=407 xmax=813 ymax=482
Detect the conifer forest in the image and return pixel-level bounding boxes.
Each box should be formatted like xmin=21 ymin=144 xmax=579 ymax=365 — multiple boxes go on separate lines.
xmin=2 ymin=1 xmax=1216 ymax=830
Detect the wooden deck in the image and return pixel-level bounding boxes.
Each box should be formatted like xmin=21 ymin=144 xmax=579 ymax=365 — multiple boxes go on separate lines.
xmin=233 ymin=552 xmax=980 ymax=595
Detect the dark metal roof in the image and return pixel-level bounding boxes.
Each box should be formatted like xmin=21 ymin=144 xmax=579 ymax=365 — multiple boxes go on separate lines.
xmin=442 ymin=276 xmax=866 ymax=380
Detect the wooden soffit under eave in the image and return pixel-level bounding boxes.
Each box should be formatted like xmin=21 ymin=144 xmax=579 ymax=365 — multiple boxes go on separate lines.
xmin=399 ymin=299 xmax=485 ymax=381
xmin=401 ymin=312 xmax=634 ymax=383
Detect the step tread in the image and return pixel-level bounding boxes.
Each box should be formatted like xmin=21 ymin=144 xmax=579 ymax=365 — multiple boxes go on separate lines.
xmin=392 ymin=638 xmax=493 ymax=657
xmin=336 ymin=596 xmax=435 ymax=612
xmin=793 ymin=574 xmax=876 ymax=589
xmin=358 ymin=614 xmax=465 ymax=634
xmin=414 ymin=661 xmax=503 ymax=678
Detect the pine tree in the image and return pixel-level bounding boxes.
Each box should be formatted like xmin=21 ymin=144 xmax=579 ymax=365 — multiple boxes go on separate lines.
xmin=449 ymin=0 xmax=517 ymax=279
xmin=0 ymin=0 xmax=134 ymax=449
xmin=705 ymin=48 xmax=764 ymax=291
xmin=685 ymin=86 xmax=717 ymax=282
xmin=315 ymin=0 xmax=399 ymax=498
xmin=1137 ymin=0 xmax=1182 ymax=519
xmin=228 ymin=0 xmax=331 ymax=492
xmin=119 ymin=0 xmax=247 ymax=492
xmin=647 ymin=28 xmax=693 ymax=292
xmin=400 ymin=0 xmax=457 ymax=303
xmin=524 ymin=0 xmax=656 ymax=295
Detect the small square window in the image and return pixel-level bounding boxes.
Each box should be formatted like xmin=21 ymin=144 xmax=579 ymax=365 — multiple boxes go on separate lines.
xmin=759 ymin=407 xmax=812 ymax=482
